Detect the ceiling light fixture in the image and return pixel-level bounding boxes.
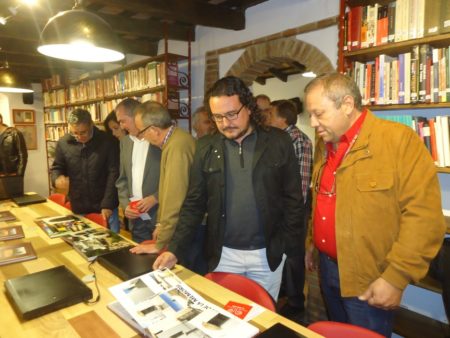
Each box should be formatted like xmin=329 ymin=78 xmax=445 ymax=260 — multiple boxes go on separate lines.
xmin=37 ymin=0 xmax=124 ymax=63
xmin=0 ymin=61 xmax=33 ymax=93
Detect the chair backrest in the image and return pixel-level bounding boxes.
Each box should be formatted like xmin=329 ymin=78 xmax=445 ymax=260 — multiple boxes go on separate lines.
xmin=204 ymin=272 xmax=276 ymax=311
xmin=48 ymin=193 xmax=66 ymax=207
xmin=308 ymin=321 xmax=385 ymax=338
xmin=85 ymin=213 xmax=107 ymax=228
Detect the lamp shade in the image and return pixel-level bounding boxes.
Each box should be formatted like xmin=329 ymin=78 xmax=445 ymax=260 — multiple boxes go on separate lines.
xmin=0 ymin=64 xmax=33 ymax=93
xmin=37 ymin=9 xmax=125 ymax=62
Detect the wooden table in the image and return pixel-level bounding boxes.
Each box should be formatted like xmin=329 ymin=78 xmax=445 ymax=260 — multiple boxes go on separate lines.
xmin=0 ymin=199 xmax=322 ymax=338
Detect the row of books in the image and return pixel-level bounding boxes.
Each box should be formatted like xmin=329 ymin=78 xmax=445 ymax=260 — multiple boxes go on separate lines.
xmin=378 ymin=114 xmax=450 ymax=167
xmin=45 ymin=125 xmax=68 ymax=141
xmin=349 ymin=45 xmax=450 ymax=105
xmin=43 ymin=88 xmax=66 ymax=107
xmin=344 ymin=0 xmax=450 ymax=51
xmin=41 ymin=74 xmax=65 ymax=91
xmin=44 ymin=108 xmax=67 ymax=124
xmin=44 ymin=61 xmax=182 ymax=106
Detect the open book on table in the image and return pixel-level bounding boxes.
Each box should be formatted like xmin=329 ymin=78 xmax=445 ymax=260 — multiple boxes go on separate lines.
xmin=108 ymin=268 xmax=259 ymax=338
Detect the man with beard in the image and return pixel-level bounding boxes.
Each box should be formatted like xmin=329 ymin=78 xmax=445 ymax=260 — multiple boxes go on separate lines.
xmin=153 ymin=76 xmax=305 ymax=300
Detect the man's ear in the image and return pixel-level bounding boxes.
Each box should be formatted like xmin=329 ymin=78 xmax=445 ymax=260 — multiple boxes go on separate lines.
xmin=342 ymin=95 xmax=355 ymax=117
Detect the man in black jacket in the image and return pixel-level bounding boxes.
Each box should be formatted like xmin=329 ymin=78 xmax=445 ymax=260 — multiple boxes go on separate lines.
xmin=154 ymin=76 xmax=305 ymax=300
xmin=0 ymin=113 xmax=27 ymax=176
xmin=51 ymin=109 xmax=120 ymax=227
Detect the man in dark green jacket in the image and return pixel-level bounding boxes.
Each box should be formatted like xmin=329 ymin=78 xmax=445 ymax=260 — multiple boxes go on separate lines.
xmin=154 ymin=76 xmax=305 ymax=300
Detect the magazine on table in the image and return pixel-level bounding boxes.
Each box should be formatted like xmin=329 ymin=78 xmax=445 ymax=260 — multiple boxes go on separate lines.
xmin=61 ymin=228 xmax=132 ymax=261
xmin=0 ymin=225 xmax=24 ymax=241
xmin=0 ymin=210 xmax=16 ymax=222
xmin=108 ymin=268 xmax=259 ymax=338
xmin=0 ymin=242 xmax=37 ymax=266
xmin=35 ymin=214 xmax=91 ymax=238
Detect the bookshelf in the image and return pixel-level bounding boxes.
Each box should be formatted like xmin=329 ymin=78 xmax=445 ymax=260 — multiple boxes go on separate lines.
xmin=42 ymin=50 xmax=191 ymax=194
xmin=339 ymin=0 xmax=450 ymax=173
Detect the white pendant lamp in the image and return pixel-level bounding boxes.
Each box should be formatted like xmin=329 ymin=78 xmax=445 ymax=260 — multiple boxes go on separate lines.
xmin=0 ymin=61 xmax=33 ymax=93
xmin=37 ymin=2 xmax=125 ymax=63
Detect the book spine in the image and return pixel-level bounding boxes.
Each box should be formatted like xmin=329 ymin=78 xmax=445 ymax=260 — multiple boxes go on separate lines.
xmin=424 ymin=0 xmax=441 ymax=36
xmin=387 ymin=1 xmax=396 ymax=43
xmin=410 ymin=45 xmax=419 ymax=103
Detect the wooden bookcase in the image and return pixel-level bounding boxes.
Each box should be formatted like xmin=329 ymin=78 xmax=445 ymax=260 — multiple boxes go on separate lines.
xmin=338 ymin=1 xmax=450 ymax=336
xmin=42 ymin=48 xmax=191 ymax=194
xmin=339 ymin=0 xmax=450 ymax=174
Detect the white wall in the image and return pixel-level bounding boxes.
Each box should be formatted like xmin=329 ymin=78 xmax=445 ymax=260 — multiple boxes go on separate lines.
xmin=3 ymin=84 xmax=49 ymax=197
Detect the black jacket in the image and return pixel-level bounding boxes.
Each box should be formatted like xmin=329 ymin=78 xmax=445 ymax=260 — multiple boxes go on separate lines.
xmin=0 ymin=127 xmax=28 ymax=176
xmin=51 ymin=127 xmax=119 ymax=214
xmin=168 ymin=126 xmax=305 ymax=272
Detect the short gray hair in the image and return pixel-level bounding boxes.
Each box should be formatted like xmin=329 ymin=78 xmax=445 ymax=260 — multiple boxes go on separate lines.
xmin=67 ymin=108 xmax=92 ymax=125
xmin=304 ymin=72 xmax=362 ymax=111
xmin=135 ymin=101 xmax=173 ymax=129
xmin=192 ymin=106 xmax=208 ymax=126
xmin=115 ymin=98 xmax=140 ymax=117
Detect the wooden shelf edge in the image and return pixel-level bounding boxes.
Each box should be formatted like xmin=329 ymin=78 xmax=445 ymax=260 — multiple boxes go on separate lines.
xmin=344 ymin=33 xmax=450 ymax=58
xmin=437 ymin=167 xmax=450 ymax=174
xmin=367 ymin=103 xmax=450 ymax=110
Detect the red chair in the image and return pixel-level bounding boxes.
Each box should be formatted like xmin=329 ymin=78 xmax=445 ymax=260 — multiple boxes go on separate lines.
xmin=48 ymin=193 xmax=66 ymax=207
xmin=204 ymin=272 xmax=276 ymax=311
xmin=85 ymin=213 xmax=108 ymax=228
xmin=308 ymin=321 xmax=384 ymax=338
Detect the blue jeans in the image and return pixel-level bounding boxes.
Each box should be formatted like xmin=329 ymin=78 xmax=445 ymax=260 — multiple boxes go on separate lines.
xmin=319 ymin=253 xmax=394 ymax=337
xmin=108 ymin=208 xmax=120 ymax=233
xmin=214 ymin=246 xmax=286 ymax=301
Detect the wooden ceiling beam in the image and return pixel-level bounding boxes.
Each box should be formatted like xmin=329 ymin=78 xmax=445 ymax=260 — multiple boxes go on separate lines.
xmin=96 ymin=13 xmax=195 ymax=41
xmin=87 ymin=0 xmax=245 ymax=30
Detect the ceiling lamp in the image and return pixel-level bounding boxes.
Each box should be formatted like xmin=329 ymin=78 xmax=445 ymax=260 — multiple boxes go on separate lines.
xmin=0 ymin=61 xmax=33 ymax=93
xmin=37 ymin=2 xmax=124 ymax=63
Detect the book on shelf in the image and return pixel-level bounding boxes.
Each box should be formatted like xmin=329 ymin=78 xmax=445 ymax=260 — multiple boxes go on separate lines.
xmin=442 ymin=0 xmax=450 ymax=34
xmin=0 ymin=242 xmax=37 ymax=266
xmin=108 ymin=268 xmax=259 ymax=338
xmin=0 ymin=210 xmax=16 ymax=222
xmin=35 ymin=214 xmax=91 ymax=238
xmin=61 ymin=228 xmax=132 ymax=262
xmin=0 ymin=225 xmax=24 ymax=241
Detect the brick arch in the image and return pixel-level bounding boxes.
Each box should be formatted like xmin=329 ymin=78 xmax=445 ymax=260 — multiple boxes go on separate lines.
xmin=225 ymin=37 xmax=335 ymax=86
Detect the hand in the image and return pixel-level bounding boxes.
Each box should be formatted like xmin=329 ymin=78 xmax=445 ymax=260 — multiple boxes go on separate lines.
xmin=305 ymin=245 xmax=317 ymax=272
xmin=101 ymin=208 xmax=112 ymax=220
xmin=137 ymin=195 xmax=158 ymax=214
xmin=55 ymin=175 xmax=70 ymax=190
xmin=124 ymin=205 xmax=140 ymax=219
xmin=130 ymin=243 xmax=160 ymax=254
xmin=153 ymin=252 xmax=178 ymax=270
xmin=358 ymin=278 xmax=403 ymax=310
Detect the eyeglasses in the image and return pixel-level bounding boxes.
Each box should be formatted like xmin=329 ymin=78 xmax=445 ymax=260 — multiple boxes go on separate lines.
xmin=314 ymin=161 xmax=336 ymax=196
xmin=137 ymin=125 xmax=152 ymax=137
xmin=211 ymin=104 xmax=244 ymax=122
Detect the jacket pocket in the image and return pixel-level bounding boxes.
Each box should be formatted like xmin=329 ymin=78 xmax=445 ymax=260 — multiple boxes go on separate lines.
xmin=356 ymin=172 xmax=393 ymax=192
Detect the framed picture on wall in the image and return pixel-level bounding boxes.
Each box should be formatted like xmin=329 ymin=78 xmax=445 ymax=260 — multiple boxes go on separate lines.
xmin=14 ymin=124 xmax=37 ymax=150
xmin=12 ymin=109 xmax=35 ymax=124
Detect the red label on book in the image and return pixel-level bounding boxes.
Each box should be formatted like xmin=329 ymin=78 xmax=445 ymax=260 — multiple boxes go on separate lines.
xmin=224 ymin=301 xmax=253 ymax=319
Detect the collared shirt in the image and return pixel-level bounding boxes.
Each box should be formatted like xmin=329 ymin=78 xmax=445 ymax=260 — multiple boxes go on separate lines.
xmin=285 ymin=125 xmax=313 ymax=204
xmin=161 ymin=125 xmax=175 ymax=149
xmin=130 ymin=135 xmax=149 ymax=199
xmin=314 ymin=109 xmax=367 ymax=259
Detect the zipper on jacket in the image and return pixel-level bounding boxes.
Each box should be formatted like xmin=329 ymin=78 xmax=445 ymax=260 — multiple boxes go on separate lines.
xmin=239 ymin=143 xmax=244 ymax=168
